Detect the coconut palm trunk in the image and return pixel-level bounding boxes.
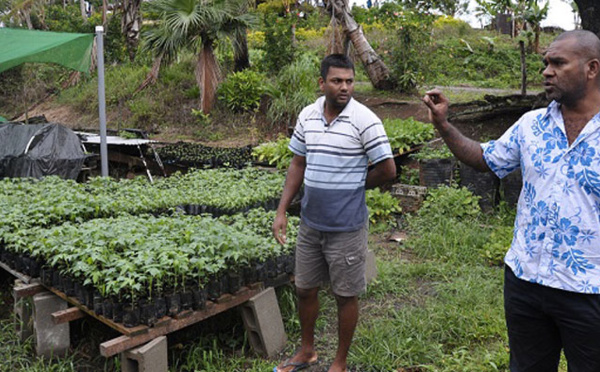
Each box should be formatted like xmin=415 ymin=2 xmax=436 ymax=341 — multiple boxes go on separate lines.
xmin=196 ymin=39 xmax=221 ymax=114
xmin=122 ymin=0 xmax=142 ymax=62
xmin=325 ymin=0 xmax=394 ymax=90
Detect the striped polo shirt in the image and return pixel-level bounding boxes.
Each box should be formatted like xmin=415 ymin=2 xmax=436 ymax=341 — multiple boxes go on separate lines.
xmin=289 ymin=96 xmax=393 ymax=232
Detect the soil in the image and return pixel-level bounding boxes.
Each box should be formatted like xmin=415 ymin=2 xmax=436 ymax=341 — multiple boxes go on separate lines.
xmin=18 ymin=88 xmax=531 ymax=149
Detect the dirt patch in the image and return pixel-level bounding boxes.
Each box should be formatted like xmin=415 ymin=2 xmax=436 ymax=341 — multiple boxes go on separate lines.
xmin=15 ymin=88 xmax=528 ymax=148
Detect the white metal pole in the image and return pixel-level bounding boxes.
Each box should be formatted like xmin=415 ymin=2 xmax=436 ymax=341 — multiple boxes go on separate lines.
xmin=96 ymin=25 xmax=109 ymax=177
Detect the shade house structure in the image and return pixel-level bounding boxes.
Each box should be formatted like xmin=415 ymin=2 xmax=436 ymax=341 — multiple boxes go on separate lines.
xmin=0 ymin=27 xmax=110 ymax=176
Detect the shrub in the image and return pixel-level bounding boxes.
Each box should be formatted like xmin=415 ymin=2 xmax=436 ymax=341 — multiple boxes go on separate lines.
xmin=247 ymin=31 xmax=266 ymax=49
xmin=366 ymin=188 xmax=401 ymax=229
xmin=418 ymin=186 xmax=481 ymax=220
xmin=411 ymin=143 xmax=454 ymax=160
xmin=385 ymin=11 xmax=435 ymax=92
xmin=432 ymin=16 xmax=472 ymax=37
xmin=267 ymin=53 xmax=319 ymax=128
xmin=382 ymin=117 xmax=435 ymax=154
xmin=261 ymin=14 xmax=296 ymax=74
xmin=482 ymin=225 xmax=513 ymax=266
xmin=295 ymin=27 xmax=326 ymax=41
xmin=252 ymin=135 xmax=293 ymax=170
xmin=217 ymin=70 xmax=268 ymax=112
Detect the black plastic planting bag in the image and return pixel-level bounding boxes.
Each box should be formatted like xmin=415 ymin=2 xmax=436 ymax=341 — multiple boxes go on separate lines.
xmin=0 ymin=122 xmax=87 ymax=179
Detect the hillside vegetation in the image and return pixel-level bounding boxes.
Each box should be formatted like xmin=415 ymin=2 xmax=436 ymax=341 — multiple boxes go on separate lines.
xmin=0 ymin=6 xmax=558 ymax=143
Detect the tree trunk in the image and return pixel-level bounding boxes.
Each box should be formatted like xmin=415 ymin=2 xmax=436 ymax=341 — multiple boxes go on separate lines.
xmin=233 ymin=31 xmax=250 ymax=72
xmin=22 ymin=10 xmax=33 ymax=29
xmin=122 ymin=0 xmax=142 ymax=62
xmin=326 ymin=0 xmax=395 ymax=90
xmin=80 ymin=0 xmax=87 ymax=21
xmin=135 ymin=55 xmax=163 ymax=94
xmin=519 ymin=40 xmax=526 ymax=96
xmin=102 ymin=0 xmax=108 ymax=27
xmin=196 ymin=40 xmax=221 ymax=114
xmin=575 ymin=0 xmax=600 ymax=36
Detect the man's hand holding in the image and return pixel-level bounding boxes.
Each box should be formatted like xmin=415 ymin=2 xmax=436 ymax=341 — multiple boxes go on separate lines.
xmin=272 ymin=213 xmax=288 ymax=245
xmin=423 ymin=89 xmax=450 ymax=130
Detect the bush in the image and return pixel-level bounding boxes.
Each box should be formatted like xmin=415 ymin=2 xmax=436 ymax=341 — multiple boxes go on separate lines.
xmin=418 ymin=186 xmax=481 ymax=220
xmin=218 ymin=70 xmax=268 ymax=112
xmin=252 ymin=135 xmax=293 ymax=170
xmin=267 ymin=53 xmax=319 ymax=128
xmin=385 ymin=11 xmax=435 ymax=92
xmin=482 ymin=225 xmax=513 ymax=266
xmin=366 ymin=188 xmax=401 ymax=229
xmin=382 ymin=117 xmax=435 ymax=154
xmin=261 ymin=14 xmax=296 ymax=74
xmin=432 ymin=16 xmax=472 ymax=37
xmin=411 ymin=144 xmax=454 ymax=160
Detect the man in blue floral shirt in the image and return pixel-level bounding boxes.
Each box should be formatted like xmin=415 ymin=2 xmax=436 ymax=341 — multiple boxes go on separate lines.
xmin=423 ymin=30 xmax=600 ymax=372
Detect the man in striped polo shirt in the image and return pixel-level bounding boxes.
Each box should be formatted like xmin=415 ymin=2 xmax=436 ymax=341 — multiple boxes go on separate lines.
xmin=273 ymin=54 xmax=396 ymax=372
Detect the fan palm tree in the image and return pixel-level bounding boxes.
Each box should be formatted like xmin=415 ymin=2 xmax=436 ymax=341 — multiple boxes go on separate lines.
xmin=143 ymin=0 xmax=256 ymax=113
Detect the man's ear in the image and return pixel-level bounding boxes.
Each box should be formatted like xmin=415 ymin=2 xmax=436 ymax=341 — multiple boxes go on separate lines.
xmin=587 ymin=59 xmax=600 ymax=81
xmin=318 ymin=76 xmax=325 ymax=92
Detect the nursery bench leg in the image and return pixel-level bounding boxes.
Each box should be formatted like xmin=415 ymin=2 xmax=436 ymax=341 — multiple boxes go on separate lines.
xmin=241 ymin=287 xmax=286 ymax=357
xmin=121 ymin=336 xmax=168 ymax=372
xmin=33 ymin=291 xmax=70 ymax=358
xmin=13 ymin=280 xmax=34 ymax=341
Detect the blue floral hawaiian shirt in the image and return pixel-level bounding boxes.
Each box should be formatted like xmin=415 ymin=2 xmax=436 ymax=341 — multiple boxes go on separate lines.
xmin=482 ymin=101 xmax=600 ymax=293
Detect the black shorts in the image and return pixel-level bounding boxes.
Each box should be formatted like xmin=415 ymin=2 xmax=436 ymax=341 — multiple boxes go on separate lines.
xmin=504 ymin=265 xmax=600 ymax=372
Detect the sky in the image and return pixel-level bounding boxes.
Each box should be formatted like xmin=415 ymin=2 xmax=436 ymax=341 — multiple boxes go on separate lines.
xmin=457 ymin=0 xmax=577 ymax=30
xmin=349 ymin=0 xmax=578 ymax=31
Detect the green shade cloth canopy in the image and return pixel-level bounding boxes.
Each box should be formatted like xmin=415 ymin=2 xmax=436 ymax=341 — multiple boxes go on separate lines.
xmin=0 ymin=28 xmax=94 ymax=74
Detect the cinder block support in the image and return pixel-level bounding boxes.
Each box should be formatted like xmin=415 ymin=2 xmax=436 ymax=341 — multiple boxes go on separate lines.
xmin=13 ymin=280 xmax=34 ymax=341
xmin=33 ymin=292 xmax=70 ymax=358
xmin=366 ymin=250 xmax=377 ymax=283
xmin=241 ymin=287 xmax=286 ymax=357
xmin=121 ymin=336 xmax=168 ymax=372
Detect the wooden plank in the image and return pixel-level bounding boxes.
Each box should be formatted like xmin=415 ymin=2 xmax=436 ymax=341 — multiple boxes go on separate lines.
xmin=44 ymin=286 xmax=149 ymax=337
xmin=13 ymin=281 xmax=45 ymax=299
xmin=100 ymin=285 xmax=264 ymax=357
xmin=0 ymin=260 xmax=32 ymax=284
xmin=52 ymin=307 xmax=85 ymax=324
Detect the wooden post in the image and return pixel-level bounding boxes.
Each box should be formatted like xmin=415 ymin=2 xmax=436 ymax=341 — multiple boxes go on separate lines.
xmin=519 ymin=40 xmax=527 ymax=96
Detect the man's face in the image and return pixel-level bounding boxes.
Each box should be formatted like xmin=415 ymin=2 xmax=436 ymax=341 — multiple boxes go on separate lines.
xmin=542 ymin=38 xmax=589 ymax=105
xmin=319 ymin=67 xmax=355 ymax=110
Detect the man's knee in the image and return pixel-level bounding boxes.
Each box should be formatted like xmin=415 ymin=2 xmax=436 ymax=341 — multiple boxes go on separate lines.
xmin=334 ymin=294 xmax=357 ymax=307
xmin=296 ymin=286 xmax=319 ymax=300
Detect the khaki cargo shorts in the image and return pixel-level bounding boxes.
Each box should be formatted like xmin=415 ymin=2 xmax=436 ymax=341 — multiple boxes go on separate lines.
xmin=294 ymin=220 xmax=368 ymax=297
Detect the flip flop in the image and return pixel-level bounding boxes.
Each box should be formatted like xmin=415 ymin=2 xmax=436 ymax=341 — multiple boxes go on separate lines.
xmin=273 ymin=357 xmax=318 ymax=372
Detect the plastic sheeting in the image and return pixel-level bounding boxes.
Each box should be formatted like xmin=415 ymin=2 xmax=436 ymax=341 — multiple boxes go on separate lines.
xmin=0 ymin=123 xmax=87 ymax=179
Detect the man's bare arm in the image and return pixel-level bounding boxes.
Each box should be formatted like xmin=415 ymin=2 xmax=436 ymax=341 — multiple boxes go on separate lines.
xmin=272 ymin=155 xmax=306 ymax=245
xmin=366 ymin=157 xmax=396 ymax=189
xmin=422 ymin=89 xmax=490 ymax=172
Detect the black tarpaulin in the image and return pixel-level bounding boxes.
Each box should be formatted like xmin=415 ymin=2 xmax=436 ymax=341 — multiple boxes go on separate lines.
xmin=0 ymin=123 xmax=86 ymax=179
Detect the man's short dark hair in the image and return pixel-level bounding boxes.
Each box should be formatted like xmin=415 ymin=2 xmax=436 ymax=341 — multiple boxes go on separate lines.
xmin=554 ymin=30 xmax=600 ymax=61
xmin=321 ymin=54 xmax=355 ymax=80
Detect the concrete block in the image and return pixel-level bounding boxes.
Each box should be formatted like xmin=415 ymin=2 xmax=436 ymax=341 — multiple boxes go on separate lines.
xmin=365 ymin=250 xmax=377 ymax=284
xmin=13 ymin=280 xmax=34 ymax=341
xmin=33 ymin=292 xmax=70 ymax=358
xmin=121 ymin=336 xmax=168 ymax=372
xmin=241 ymin=287 xmax=286 ymax=357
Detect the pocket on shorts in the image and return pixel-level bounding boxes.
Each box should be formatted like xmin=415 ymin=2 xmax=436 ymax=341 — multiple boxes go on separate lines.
xmin=345 ymin=253 xmax=363 ymax=266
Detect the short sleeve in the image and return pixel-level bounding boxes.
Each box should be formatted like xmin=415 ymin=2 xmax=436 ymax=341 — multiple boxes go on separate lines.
xmin=361 ymin=121 xmax=393 ymax=164
xmin=289 ymin=117 xmax=306 ymax=157
xmin=481 ymin=119 xmax=522 ymax=179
